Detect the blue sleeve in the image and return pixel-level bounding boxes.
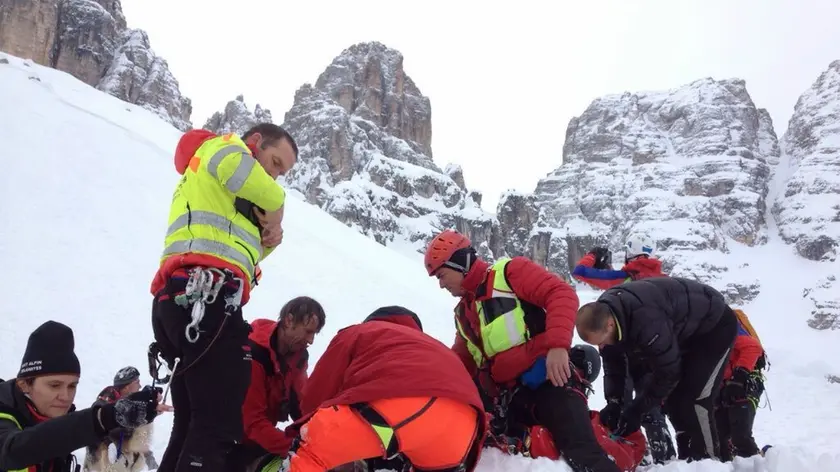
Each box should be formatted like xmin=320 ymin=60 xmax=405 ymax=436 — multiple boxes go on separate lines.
xmin=572 ymin=265 xmax=630 ymax=281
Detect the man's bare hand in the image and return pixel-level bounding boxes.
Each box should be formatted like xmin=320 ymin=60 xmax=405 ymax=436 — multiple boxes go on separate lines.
xmin=254 ymin=206 xmax=284 ymax=228
xmin=262 ymin=226 xmax=284 ymax=248
xmin=545 ymin=347 xmax=571 ymax=387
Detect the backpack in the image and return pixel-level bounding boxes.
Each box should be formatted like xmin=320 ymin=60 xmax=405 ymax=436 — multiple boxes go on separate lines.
xmin=733 ymin=309 xmax=768 ymax=371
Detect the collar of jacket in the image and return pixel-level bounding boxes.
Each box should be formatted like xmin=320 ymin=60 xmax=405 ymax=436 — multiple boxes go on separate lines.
xmin=460 ymin=259 xmax=491 ymax=296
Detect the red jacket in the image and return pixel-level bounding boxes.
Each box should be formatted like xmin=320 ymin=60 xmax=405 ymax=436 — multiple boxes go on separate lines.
xmin=287 ymin=308 xmax=485 ymax=435
xmin=242 ymin=319 xmax=308 ymax=456
xmin=572 ymin=253 xmax=665 ymax=290
xmin=722 ymin=331 xmax=764 ymax=381
xmin=451 ymin=257 xmax=579 ymax=385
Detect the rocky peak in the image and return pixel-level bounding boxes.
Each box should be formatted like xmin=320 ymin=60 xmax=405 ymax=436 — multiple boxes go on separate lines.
xmin=280 ymin=42 xmax=499 ymax=252
xmin=98 ymin=29 xmax=191 ymax=131
xmin=501 ymin=77 xmax=779 ymax=302
xmin=445 ymin=163 xmax=466 ymax=190
xmin=314 ymin=41 xmax=432 ymax=158
xmin=0 ymin=0 xmax=191 ymax=130
xmin=773 ymin=60 xmax=840 ymax=262
xmin=772 ymin=60 xmax=840 ymax=330
xmin=202 ymin=95 xmax=273 ymax=135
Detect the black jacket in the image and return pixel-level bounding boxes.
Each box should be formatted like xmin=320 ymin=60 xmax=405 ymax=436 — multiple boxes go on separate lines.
xmin=597 ymin=277 xmax=728 ymax=411
xmin=0 ymin=379 xmax=106 ymax=471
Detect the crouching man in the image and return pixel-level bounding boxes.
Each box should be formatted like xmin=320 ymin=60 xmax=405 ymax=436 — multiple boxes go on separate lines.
xmin=284 ymin=306 xmax=487 ymax=472
xmin=576 ymin=277 xmax=738 ymax=462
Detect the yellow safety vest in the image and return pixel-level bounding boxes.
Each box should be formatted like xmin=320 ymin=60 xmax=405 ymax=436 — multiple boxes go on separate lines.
xmin=0 ymin=411 xmax=33 ymax=472
xmin=160 ymin=134 xmax=286 ymax=287
xmin=454 ymin=257 xmax=531 ymax=368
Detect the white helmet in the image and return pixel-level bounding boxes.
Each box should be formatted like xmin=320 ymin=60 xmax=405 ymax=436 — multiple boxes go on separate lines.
xmin=625 ymin=234 xmax=656 ymax=259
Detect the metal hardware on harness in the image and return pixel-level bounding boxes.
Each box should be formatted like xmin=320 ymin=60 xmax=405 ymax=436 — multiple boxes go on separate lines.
xmin=178 ymin=267 xmax=244 ymax=343
xmin=161 ymin=357 xmax=180 ymax=404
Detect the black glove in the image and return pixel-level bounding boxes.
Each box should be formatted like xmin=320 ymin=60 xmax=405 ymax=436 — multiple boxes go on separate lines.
xmin=599 ymin=399 xmax=622 ymax=430
xmin=590 ymin=247 xmax=612 ymax=269
xmin=235 ymin=197 xmax=264 ymax=231
xmin=722 ymin=367 xmax=750 ymax=405
xmin=614 ymin=401 xmax=644 ymax=437
xmin=98 ymin=386 xmax=162 ymax=432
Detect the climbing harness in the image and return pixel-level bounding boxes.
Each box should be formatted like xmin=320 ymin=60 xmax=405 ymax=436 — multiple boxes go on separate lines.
xmin=147 ymin=266 xmax=244 ymax=391
xmin=176 ymin=267 xmax=244 ymax=343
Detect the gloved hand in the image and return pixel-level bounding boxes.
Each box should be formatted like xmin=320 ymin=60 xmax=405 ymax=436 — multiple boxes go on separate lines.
xmin=521 ymin=357 xmax=548 ymax=390
xmin=722 ymin=367 xmax=750 ymax=405
xmin=599 ymin=399 xmax=622 ymax=430
xmin=234 ymin=197 xmax=263 ymax=230
xmin=97 ymin=386 xmax=162 ymax=432
xmin=590 ymin=247 xmax=612 ymax=269
xmin=614 ymin=401 xmax=644 ymax=437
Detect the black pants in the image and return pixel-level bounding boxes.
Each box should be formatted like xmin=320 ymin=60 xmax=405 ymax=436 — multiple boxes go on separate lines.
xmin=508 ymin=381 xmax=621 ymax=472
xmin=151 ymin=276 xmax=252 ymax=472
xmin=664 ymin=307 xmax=737 ymax=462
xmin=716 ymin=403 xmax=759 ymax=461
xmin=622 ymin=373 xmax=676 ymax=464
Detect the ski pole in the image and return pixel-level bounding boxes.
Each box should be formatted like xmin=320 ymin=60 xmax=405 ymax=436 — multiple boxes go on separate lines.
xmin=162 ymin=357 xmax=180 ymax=405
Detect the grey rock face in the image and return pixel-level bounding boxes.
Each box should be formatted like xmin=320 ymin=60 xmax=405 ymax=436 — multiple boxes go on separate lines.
xmin=0 ymin=0 xmax=192 ymax=130
xmin=774 ymin=60 xmax=840 ymax=263
xmin=202 ymin=95 xmax=273 ymax=135
xmin=500 ymin=77 xmax=779 ymax=299
xmin=278 ymin=42 xmax=500 ymax=253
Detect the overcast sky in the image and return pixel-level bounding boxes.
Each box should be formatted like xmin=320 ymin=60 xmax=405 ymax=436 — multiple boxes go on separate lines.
xmin=121 ymin=0 xmax=840 ymax=213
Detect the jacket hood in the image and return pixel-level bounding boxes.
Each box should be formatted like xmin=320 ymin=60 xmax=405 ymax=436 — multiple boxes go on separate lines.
xmin=364 ymin=306 xmax=423 ymax=332
xmin=249 ymin=318 xmax=278 ymax=351
xmin=174 ymin=129 xmax=217 ymax=174
xmin=623 ymin=257 xmax=663 ymax=276
xmin=461 ymin=259 xmax=491 ymax=295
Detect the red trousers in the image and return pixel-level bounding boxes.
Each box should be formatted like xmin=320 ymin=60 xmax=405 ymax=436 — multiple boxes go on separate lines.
xmin=289 ymin=397 xmax=480 ymax=472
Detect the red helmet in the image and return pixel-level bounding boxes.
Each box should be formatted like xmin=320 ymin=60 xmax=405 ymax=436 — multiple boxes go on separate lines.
xmin=424 ymin=230 xmax=472 ymax=276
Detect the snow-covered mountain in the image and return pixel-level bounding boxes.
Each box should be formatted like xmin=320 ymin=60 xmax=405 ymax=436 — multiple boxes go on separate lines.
xmin=772 ymin=60 xmax=840 ymax=330
xmin=2 ymin=50 xmax=839 ymax=471
xmin=499 ymin=77 xmax=779 ymax=304
xmin=202 ymin=42 xmax=840 ymax=330
xmin=204 ymin=42 xmax=501 ymax=258
xmin=0 ymin=0 xmax=192 ymax=130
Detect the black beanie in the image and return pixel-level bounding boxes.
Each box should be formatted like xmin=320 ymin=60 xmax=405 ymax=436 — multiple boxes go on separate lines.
xmin=446 ymin=247 xmax=477 ymax=274
xmin=18 ymin=321 xmax=81 ymax=378
xmin=364 ymin=306 xmax=424 ymax=332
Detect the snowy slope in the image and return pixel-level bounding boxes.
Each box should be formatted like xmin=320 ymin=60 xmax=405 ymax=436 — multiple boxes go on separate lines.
xmin=0 ymin=52 xmax=838 ymax=471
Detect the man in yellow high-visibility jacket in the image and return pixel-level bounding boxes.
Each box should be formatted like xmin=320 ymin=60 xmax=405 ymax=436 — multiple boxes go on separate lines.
xmin=149 ymin=123 xmax=297 ymax=472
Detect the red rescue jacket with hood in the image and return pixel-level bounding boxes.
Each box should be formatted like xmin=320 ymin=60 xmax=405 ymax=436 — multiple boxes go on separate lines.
xmin=451 ymin=257 xmax=579 ymax=385
xmin=241 ymin=318 xmax=308 ymax=456
xmin=286 ymin=307 xmax=486 ymax=438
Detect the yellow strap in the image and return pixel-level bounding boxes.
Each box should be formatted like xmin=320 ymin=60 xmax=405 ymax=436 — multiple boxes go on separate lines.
xmin=0 ymin=412 xmax=21 ymax=429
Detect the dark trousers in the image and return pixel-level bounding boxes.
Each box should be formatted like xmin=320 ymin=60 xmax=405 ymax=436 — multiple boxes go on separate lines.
xmin=151 ymin=276 xmax=252 ymax=472
xmin=716 ymin=403 xmax=759 ymax=460
xmin=622 ymin=374 xmax=676 ymax=464
xmin=508 ymin=381 xmax=621 ymax=472
xmin=664 ymin=307 xmax=738 ymax=462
